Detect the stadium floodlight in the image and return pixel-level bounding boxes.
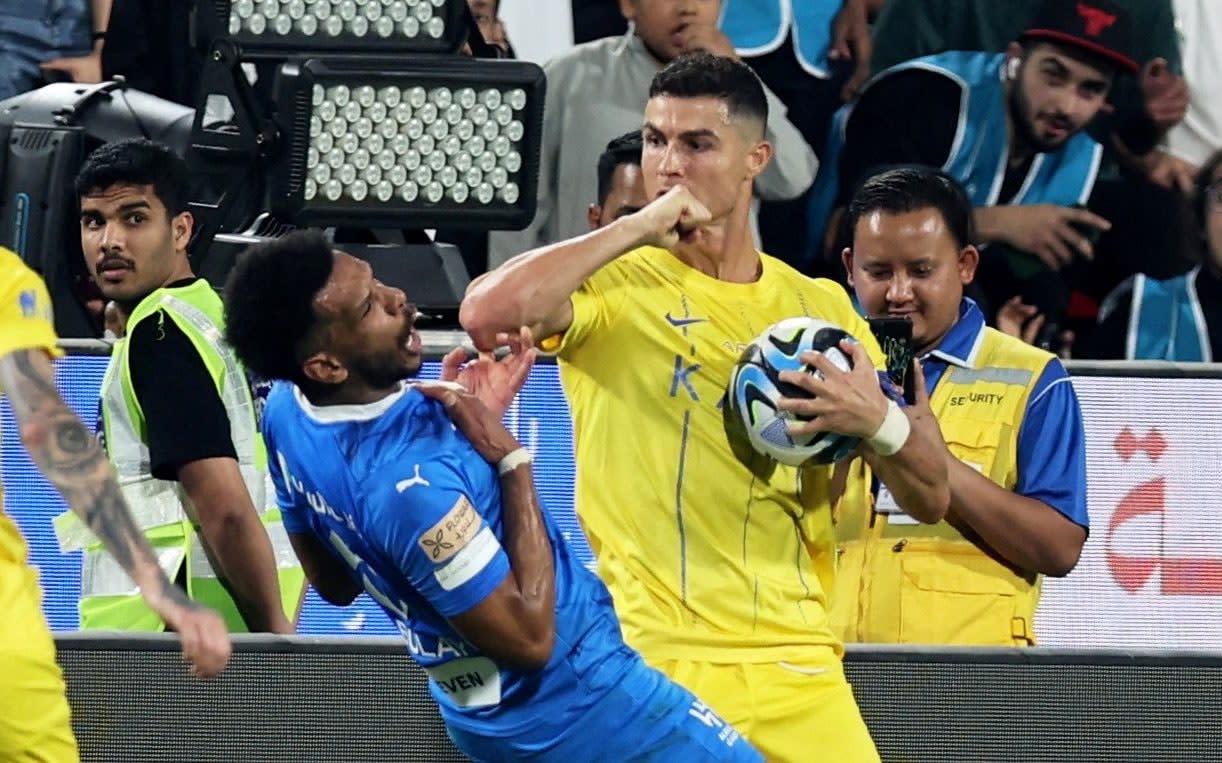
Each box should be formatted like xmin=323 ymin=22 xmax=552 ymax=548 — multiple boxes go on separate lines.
xmin=267 ymin=57 xmax=545 ymax=230
xmin=194 ymin=0 xmax=469 ymax=57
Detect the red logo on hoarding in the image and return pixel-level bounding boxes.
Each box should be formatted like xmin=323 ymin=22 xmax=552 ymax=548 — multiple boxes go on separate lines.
xmin=1113 ymin=427 xmax=1167 ymax=462
xmin=1105 ymin=429 xmax=1222 ymax=595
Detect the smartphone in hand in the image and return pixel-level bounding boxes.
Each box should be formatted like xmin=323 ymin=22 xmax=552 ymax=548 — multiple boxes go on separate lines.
xmin=867 ymin=316 xmax=916 ymax=404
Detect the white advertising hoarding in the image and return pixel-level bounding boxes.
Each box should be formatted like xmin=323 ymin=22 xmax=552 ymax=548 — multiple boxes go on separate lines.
xmin=11 ymin=355 xmax=1222 ymax=647
xmin=1037 ymin=374 xmax=1222 ymax=648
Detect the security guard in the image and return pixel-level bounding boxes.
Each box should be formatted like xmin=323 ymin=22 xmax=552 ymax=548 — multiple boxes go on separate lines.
xmin=56 ymin=138 xmax=303 ymax=632
xmin=832 ymin=166 xmax=1088 ymax=646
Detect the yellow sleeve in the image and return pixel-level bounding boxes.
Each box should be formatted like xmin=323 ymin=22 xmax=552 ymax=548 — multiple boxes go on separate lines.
xmin=547 ymin=255 xmax=634 ymax=358
xmin=810 ymin=277 xmax=886 ymax=368
xmin=0 ymin=249 xmax=62 ymax=361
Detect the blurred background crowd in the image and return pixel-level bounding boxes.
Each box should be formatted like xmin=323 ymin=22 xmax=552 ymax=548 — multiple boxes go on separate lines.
xmin=2 ymin=0 xmax=1218 ymax=359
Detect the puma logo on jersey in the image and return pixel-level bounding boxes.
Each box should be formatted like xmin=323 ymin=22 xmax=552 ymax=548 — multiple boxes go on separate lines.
xmin=396 ymin=465 xmax=431 ymax=492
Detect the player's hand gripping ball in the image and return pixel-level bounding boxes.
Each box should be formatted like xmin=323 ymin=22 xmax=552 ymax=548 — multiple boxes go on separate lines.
xmin=725 ymin=317 xmax=863 ymax=467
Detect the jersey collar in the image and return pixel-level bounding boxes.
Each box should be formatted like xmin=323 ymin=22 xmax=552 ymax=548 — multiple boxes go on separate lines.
xmin=924 ymin=298 xmax=987 ymax=370
xmin=292 ymin=382 xmax=410 ymax=423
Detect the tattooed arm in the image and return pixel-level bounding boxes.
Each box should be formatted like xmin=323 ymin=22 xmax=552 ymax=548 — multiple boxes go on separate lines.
xmin=0 ymin=347 xmax=232 ymax=678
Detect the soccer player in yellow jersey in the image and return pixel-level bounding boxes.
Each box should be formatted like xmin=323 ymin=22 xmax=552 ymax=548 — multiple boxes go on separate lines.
xmin=462 ymin=53 xmax=950 ymax=762
xmin=0 ymin=248 xmax=230 ymax=761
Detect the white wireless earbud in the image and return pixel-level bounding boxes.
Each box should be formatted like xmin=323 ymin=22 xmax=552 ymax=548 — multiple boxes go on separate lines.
xmin=1007 ymin=58 xmax=1020 ymax=80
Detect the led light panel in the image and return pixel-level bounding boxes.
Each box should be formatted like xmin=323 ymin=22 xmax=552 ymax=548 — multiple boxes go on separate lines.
xmin=270 ymin=58 xmax=544 ymax=229
xmin=197 ymin=0 xmax=466 ymax=56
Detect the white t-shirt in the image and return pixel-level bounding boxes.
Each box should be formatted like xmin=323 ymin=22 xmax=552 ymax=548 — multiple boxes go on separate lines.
xmin=1162 ymin=0 xmax=1222 ymax=167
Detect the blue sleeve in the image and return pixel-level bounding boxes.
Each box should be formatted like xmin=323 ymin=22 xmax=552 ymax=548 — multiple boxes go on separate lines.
xmin=366 ymin=461 xmax=511 ymax=618
xmin=1015 ymin=361 xmax=1089 ymax=529
xmin=261 ymin=399 xmax=311 ymax=535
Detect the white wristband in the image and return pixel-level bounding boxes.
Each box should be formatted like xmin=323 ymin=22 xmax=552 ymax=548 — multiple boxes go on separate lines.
xmin=497 ymin=447 xmax=533 ymax=476
xmin=866 ymin=401 xmax=911 ymax=457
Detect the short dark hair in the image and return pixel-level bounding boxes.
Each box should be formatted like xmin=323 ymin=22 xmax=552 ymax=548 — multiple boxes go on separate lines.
xmin=649 ymin=52 xmax=768 ymax=134
xmin=74 ymin=138 xmax=191 ymax=215
xmin=846 ymin=166 xmax=975 ymax=250
xmin=595 ymin=131 xmax=643 ymax=205
xmin=224 ymin=229 xmax=334 ymax=387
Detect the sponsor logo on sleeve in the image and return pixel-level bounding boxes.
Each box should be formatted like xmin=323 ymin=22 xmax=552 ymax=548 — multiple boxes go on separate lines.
xmin=419 ymin=495 xmax=480 ymax=563
xmin=434 ymin=527 xmax=501 ymax=591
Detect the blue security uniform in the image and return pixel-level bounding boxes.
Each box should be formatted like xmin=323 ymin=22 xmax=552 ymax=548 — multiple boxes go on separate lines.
xmin=262 ymin=382 xmax=762 ymax=762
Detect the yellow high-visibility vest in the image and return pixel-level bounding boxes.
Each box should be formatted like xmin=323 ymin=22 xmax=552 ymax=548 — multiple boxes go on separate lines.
xmin=831 ymin=326 xmax=1055 ymax=646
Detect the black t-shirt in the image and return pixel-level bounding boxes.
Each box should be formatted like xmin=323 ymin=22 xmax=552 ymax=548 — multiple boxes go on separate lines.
xmin=836 ymin=68 xmax=1033 ymax=207
xmin=127 ymin=279 xmax=237 ymax=480
xmin=1085 ymin=268 xmax=1222 ymax=360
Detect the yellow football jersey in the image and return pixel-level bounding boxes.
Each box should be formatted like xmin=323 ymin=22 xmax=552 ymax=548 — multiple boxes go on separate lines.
xmin=553 ymin=245 xmax=884 ymax=663
xmin=0 ymin=248 xmax=79 ymax=761
xmin=0 ymin=247 xmax=62 ymax=567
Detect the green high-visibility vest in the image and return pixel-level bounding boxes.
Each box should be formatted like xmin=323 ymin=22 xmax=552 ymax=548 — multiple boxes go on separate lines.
xmin=55 ymin=280 xmax=304 ymax=631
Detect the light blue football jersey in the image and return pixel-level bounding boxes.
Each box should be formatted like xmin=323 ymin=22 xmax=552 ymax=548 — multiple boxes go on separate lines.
xmin=263 ymin=382 xmax=643 ymax=735
xmin=264 ymin=381 xmax=762 ymax=761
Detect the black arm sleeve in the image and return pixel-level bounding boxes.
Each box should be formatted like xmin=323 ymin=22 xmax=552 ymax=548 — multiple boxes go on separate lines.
xmin=836 ymin=69 xmax=964 ymax=206
xmin=127 ymin=314 xmax=237 ymax=480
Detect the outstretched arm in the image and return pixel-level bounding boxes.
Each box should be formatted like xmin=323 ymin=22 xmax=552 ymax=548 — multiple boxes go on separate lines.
xmin=417 ymin=341 xmax=555 ymax=670
xmin=461 ymin=186 xmax=710 ymax=351
xmin=1 ymin=347 xmax=230 ymax=677
xmin=462 ymin=213 xmax=643 ymax=351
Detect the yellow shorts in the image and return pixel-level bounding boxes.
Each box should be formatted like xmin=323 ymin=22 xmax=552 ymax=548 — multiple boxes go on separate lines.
xmin=0 ymin=562 xmax=79 ymax=763
xmin=655 ymin=656 xmax=880 ymax=763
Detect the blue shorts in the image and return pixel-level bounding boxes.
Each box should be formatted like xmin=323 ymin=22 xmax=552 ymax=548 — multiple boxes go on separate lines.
xmin=447 ymin=659 xmax=763 ymax=762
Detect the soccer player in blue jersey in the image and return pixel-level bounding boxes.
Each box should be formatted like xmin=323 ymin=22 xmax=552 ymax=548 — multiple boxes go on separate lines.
xmin=222 ymin=229 xmax=763 ymax=762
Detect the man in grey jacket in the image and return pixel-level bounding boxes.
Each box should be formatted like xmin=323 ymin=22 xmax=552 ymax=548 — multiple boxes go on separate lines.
xmin=488 ymin=0 xmax=816 ymax=267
